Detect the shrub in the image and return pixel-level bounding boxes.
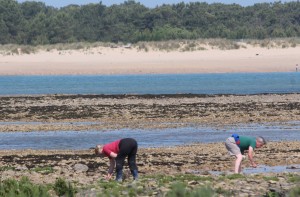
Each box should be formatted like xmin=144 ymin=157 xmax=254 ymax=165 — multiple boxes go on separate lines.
xmin=53 ymin=178 xmax=76 ymax=197
xmin=166 ymin=182 xmax=216 ymax=197
xmin=166 ymin=183 xmax=187 ymax=197
xmin=0 ymin=177 xmax=50 ymax=197
xmin=289 ymin=186 xmax=300 ymax=197
xmin=98 ymin=181 xmax=124 ymax=196
xmin=192 ymin=186 xmax=215 ymax=197
xmin=288 ymin=174 xmax=300 ymax=183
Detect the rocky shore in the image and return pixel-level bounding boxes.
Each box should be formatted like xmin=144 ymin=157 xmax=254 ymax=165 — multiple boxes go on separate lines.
xmin=0 ymin=93 xmax=300 ymax=196
xmin=0 ymin=141 xmax=299 ymax=196
xmin=1 ymin=93 xmax=300 ymax=132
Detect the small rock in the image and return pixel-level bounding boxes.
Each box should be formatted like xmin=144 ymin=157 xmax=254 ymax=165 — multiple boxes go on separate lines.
xmin=15 ymin=166 xmax=28 ymax=171
xmin=268 ymin=180 xmax=277 ymax=184
xmin=73 ymin=164 xmax=89 ymax=172
xmin=188 ymin=180 xmax=198 ymax=185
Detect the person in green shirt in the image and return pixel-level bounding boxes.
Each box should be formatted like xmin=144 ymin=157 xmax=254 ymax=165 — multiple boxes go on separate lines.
xmin=225 ymin=135 xmax=266 ymax=173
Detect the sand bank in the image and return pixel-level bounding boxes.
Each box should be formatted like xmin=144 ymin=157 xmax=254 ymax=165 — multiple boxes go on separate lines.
xmin=0 ymin=45 xmax=299 ymax=75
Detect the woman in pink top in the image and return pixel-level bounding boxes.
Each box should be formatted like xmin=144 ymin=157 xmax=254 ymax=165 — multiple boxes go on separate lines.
xmin=95 ymin=138 xmax=138 ymax=182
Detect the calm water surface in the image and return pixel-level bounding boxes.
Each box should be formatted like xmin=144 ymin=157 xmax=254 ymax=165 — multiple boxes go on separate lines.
xmin=1 ymin=72 xmax=300 ymax=95
xmin=208 ymin=165 xmax=300 ymax=175
xmin=0 ymin=122 xmax=299 ymax=150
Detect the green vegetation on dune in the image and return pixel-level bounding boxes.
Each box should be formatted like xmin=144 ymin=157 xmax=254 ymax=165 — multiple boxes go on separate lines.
xmin=0 ymin=0 xmax=299 ymax=45
xmin=0 ymin=37 xmax=299 ymax=56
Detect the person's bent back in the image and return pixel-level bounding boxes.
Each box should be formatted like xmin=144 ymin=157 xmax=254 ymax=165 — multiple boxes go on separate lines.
xmin=95 ymin=138 xmax=138 ymax=182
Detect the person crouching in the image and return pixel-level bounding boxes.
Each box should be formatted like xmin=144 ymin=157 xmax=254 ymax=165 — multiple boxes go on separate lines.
xmin=95 ymin=138 xmax=138 ymax=182
xmin=225 ymin=134 xmax=266 ymax=174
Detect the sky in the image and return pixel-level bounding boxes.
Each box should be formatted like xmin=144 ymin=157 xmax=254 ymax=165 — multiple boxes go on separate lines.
xmin=16 ymin=0 xmax=297 ymax=8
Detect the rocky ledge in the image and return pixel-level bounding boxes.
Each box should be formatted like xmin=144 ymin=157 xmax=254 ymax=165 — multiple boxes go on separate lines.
xmin=1 ymin=93 xmax=300 ymax=131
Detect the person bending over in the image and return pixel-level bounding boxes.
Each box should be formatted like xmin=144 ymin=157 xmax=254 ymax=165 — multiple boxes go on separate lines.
xmin=95 ymin=138 xmax=138 ymax=182
xmin=225 ymin=134 xmax=266 ymax=173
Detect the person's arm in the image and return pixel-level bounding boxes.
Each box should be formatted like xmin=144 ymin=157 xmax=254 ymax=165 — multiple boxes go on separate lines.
xmin=248 ymin=146 xmax=257 ymax=168
xmin=109 ymin=152 xmax=117 ymax=158
xmin=106 ymin=158 xmax=116 ymax=180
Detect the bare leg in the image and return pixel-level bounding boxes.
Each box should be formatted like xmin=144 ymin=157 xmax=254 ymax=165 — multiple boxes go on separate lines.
xmin=235 ymin=154 xmax=243 ymax=173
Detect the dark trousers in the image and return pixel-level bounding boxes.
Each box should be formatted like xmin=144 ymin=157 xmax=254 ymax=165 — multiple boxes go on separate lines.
xmin=115 ymin=138 xmax=138 ymax=180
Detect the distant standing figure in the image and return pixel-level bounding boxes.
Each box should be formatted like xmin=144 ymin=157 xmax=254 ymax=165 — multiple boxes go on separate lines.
xmin=296 ymin=64 xmax=298 ymax=72
xmin=225 ymin=134 xmax=266 ymax=174
xmin=95 ymin=138 xmax=138 ymax=182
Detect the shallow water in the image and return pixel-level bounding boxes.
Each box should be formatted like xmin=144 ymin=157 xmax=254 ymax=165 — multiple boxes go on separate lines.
xmin=208 ymin=164 xmax=300 ymax=175
xmin=243 ymin=164 xmax=300 ymax=174
xmin=0 ymin=122 xmax=300 ymax=150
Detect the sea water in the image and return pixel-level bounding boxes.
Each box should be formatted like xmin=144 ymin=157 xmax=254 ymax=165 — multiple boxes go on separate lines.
xmin=1 ymin=72 xmax=300 ymax=95
xmin=0 ymin=121 xmax=300 ymax=150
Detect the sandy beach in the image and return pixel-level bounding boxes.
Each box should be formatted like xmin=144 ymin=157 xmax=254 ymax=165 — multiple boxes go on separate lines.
xmin=0 ymin=44 xmax=299 ymax=75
